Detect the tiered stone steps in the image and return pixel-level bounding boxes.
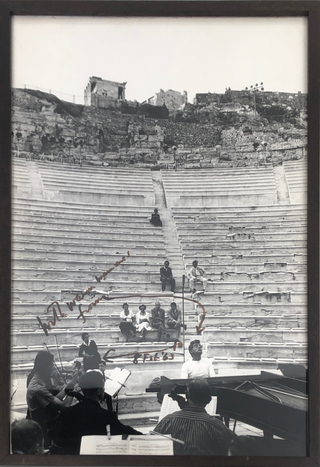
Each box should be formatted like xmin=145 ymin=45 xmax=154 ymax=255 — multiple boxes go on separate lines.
xmin=37 ymin=161 xmax=155 ymax=205
xmin=11 ymin=161 xmax=308 ymax=427
xmin=170 ymin=203 xmax=307 ymax=370
xmin=283 ymin=160 xmax=307 ymax=204
xmin=161 ymin=166 xmax=278 ymax=207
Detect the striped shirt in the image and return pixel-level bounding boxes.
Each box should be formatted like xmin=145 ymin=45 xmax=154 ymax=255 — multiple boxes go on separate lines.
xmin=154 ymin=406 xmax=236 ymax=455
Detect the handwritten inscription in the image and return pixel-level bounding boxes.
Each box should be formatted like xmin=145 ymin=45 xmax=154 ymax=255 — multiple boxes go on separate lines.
xmin=36 ymin=252 xmax=131 ymax=334
xmin=95 ymin=251 xmax=130 ymax=282
xmin=103 ymin=341 xmax=183 ymax=364
xmin=37 ymin=301 xmax=67 ymax=336
xmin=65 ymin=285 xmax=95 ymax=311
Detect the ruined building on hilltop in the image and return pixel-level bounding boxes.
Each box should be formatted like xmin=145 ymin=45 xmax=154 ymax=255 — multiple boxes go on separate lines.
xmin=144 ymin=89 xmax=188 ymax=111
xmin=84 ymin=76 xmax=127 ymax=107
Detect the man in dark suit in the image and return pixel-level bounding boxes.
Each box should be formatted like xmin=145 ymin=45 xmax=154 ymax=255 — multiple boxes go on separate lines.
xmin=160 ymin=260 xmax=175 ymax=293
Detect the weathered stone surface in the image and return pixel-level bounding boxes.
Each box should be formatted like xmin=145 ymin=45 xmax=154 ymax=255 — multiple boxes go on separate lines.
xmin=12 ymin=88 xmax=307 ymax=168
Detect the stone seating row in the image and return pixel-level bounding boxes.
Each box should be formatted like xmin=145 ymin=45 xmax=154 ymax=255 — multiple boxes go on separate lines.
xmin=37 ymin=161 xmax=154 ymax=177
xmin=161 ymin=167 xmax=276 ymax=182
xmin=13 ymin=233 xmax=165 ymax=246
xmin=11 ymin=268 xmax=307 ymax=286
xmin=11 ymin=324 xmax=183 ymax=347
xmin=191 ymin=290 xmax=306 ymax=305
xmin=12 ymin=301 xmax=306 ymax=317
xmin=13 ymin=245 xmax=167 ymax=256
xmin=171 ymin=204 xmax=306 ymax=216
xmin=13 ymin=219 xmax=161 ymax=233
xmin=12 ymin=204 xmax=154 ymax=218
xmin=12 ymin=312 xmax=306 ymax=333
xmin=168 ymin=193 xmax=278 ymax=207
xmin=12 ymin=278 xmax=174 ymax=292
xmin=43 ymin=191 xmax=155 ymax=206
xmin=183 ymin=254 xmax=307 ymax=264
xmin=179 ymin=232 xmax=306 ymax=241
xmin=201 ymin=327 xmax=307 ymax=344
xmin=163 ymin=186 xmax=277 ymax=195
xmin=198 ymin=314 xmax=307 ymax=329
xmin=42 ymin=183 xmax=154 ymax=196
xmin=12 ymin=269 xmax=164 ymax=283
xmin=11 ymin=277 xmax=308 ymax=293
xmin=184 ymin=261 xmax=306 ymax=273
xmin=11 ymin=262 xmax=307 ymax=278
xmin=13 ymin=229 xmax=164 ymax=241
xmin=12 ymin=198 xmax=156 ymax=215
xmin=174 ymin=221 xmax=307 ymax=231
xmin=181 ymin=242 xmax=307 ymax=252
xmin=206 ymin=342 xmax=307 ymax=360
xmin=12 ymin=259 xmax=168 ymax=271
xmin=40 ymin=177 xmax=154 ymax=190
xmin=11 ymin=288 xmax=306 ymax=304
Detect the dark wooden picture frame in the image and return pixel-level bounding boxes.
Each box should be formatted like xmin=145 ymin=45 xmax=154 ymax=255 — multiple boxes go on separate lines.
xmin=0 ymin=1 xmax=319 ymax=466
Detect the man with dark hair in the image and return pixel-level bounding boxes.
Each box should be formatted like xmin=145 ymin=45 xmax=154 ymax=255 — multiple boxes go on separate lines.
xmin=26 ymin=351 xmax=74 ymax=447
xmin=154 ymin=379 xmax=236 ymax=455
xmin=187 ymin=260 xmax=208 ymax=293
xmin=150 ymin=301 xmax=166 ymax=341
xmin=160 ymin=261 xmax=175 ymax=293
xmin=78 ymin=332 xmax=101 ymax=371
xmin=11 ymin=419 xmax=44 ymax=455
xmin=52 ymin=371 xmax=142 ymax=454
xmin=180 ymin=340 xmax=215 ymax=379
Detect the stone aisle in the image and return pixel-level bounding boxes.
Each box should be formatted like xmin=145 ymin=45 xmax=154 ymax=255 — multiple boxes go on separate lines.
xmin=151 ymin=171 xmax=186 ymax=293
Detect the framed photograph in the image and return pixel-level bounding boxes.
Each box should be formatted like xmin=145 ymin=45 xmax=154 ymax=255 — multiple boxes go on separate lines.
xmin=0 ymin=1 xmax=319 ymax=466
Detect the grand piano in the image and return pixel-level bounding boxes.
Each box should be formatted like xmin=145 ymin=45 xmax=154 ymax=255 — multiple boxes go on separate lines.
xmin=146 ymin=370 xmax=308 ymax=456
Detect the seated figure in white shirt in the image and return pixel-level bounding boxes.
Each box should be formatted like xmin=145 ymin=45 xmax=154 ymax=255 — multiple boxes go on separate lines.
xmin=187 ymin=260 xmax=208 ymax=293
xmin=181 ymin=340 xmax=215 ymax=379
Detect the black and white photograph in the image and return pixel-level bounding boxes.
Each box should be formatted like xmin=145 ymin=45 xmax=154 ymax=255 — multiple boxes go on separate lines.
xmin=8 ymin=11 xmax=312 ymax=460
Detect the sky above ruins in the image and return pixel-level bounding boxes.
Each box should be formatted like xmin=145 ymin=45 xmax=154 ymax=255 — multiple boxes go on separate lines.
xmin=12 ymin=16 xmax=307 ymax=104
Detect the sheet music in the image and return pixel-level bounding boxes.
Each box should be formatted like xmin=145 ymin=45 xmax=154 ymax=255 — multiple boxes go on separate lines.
xmin=112 ymin=367 xmax=131 ymax=385
xmin=80 ymin=435 xmax=127 ymax=455
xmin=158 ymin=394 xmax=217 ymax=421
xmin=80 ymin=435 xmax=173 ymax=455
xmin=128 ymin=435 xmax=173 ymax=455
xmin=104 ymin=367 xmax=131 ymax=397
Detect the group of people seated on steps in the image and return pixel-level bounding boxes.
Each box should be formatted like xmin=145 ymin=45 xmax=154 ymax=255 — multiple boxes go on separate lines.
xmin=120 ymin=300 xmax=186 ymax=342
xmin=160 ymin=259 xmax=208 ymax=295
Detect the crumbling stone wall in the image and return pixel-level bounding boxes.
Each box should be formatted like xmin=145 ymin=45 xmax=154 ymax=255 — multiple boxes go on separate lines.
xmin=12 ymin=88 xmax=307 ymax=169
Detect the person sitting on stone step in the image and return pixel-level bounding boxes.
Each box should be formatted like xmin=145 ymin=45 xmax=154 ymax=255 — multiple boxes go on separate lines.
xmin=160 ymin=260 xmax=176 ymax=293
xmin=167 ymin=302 xmax=186 ymax=330
xmin=150 ymin=301 xmax=167 ymax=341
xmin=150 ymin=208 xmax=162 ymax=227
xmin=135 ymin=305 xmax=152 ymax=340
xmin=187 ymin=260 xmax=208 ymax=294
xmin=119 ymin=302 xmax=136 ymax=342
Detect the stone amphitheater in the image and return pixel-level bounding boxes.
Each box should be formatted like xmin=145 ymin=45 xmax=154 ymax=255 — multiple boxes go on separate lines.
xmin=11 ymin=88 xmax=308 ymax=433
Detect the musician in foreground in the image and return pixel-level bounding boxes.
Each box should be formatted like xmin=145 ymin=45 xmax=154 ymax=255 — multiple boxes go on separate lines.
xmin=181 ymin=340 xmax=215 ymax=378
xmin=154 ymin=379 xmax=236 ymax=455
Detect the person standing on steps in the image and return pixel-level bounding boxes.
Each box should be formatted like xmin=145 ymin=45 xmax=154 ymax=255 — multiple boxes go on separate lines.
xmin=78 ymin=333 xmax=101 ymax=372
xmin=160 ymin=260 xmax=176 ymax=293
xmin=150 ymin=208 xmax=162 ymax=227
